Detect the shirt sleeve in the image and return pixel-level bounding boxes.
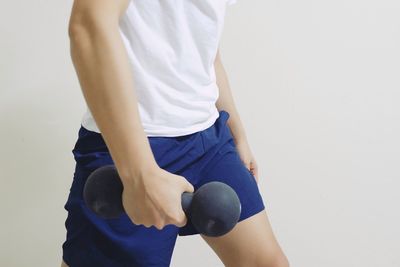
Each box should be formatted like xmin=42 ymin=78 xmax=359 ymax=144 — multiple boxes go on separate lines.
xmin=227 ymin=0 xmax=237 ymax=5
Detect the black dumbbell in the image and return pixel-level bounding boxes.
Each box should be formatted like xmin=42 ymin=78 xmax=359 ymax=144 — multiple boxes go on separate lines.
xmin=83 ymin=165 xmax=241 ymax=237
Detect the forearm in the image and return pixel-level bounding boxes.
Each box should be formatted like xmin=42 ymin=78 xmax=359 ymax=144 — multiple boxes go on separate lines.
xmin=69 ymin=12 xmax=158 ymax=184
xmin=214 ymin=51 xmax=248 ymax=144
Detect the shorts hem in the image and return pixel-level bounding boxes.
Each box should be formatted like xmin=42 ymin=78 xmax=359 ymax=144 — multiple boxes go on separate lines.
xmin=178 ymin=204 xmax=266 ymax=237
xmin=238 ymin=203 xmax=266 ymax=223
xmin=62 ymin=255 xmax=71 ymax=267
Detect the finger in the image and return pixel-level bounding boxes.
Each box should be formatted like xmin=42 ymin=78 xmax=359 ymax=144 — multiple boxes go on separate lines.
xmin=255 ymin=167 xmax=259 ymax=181
xmin=174 ymin=211 xmax=188 ymax=227
xmin=242 ymin=160 xmax=250 ymax=170
xmin=254 ymin=171 xmax=259 ymax=183
xmin=167 ymin=210 xmax=187 ymax=227
xmin=250 ymin=162 xmax=259 ymax=183
xmin=142 ymin=222 xmax=152 ymax=228
xmin=182 ymin=179 xmax=194 ymax=193
xmin=154 ymin=218 xmax=166 ymax=230
xmin=153 ymin=211 xmax=167 ymax=230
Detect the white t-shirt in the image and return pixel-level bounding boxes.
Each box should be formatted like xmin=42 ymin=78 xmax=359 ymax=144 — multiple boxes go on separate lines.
xmin=81 ymin=0 xmax=237 ymax=137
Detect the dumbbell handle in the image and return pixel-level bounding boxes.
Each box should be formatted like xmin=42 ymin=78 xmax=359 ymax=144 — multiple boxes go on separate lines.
xmin=83 ymin=165 xmax=242 ymax=237
xmin=83 ymin=165 xmax=194 ymax=219
xmin=181 ymin=192 xmax=193 ymax=215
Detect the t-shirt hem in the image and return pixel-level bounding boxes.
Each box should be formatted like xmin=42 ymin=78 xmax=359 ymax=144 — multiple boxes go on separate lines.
xmin=81 ymin=110 xmax=220 ymax=138
xmin=144 ymin=110 xmax=220 ymax=137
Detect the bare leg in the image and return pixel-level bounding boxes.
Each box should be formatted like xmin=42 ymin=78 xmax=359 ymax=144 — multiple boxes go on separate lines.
xmin=201 ymin=210 xmax=289 ymax=267
xmin=60 ymin=260 xmax=69 ymax=267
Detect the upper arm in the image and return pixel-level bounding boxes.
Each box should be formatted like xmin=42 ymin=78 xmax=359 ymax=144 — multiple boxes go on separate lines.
xmin=69 ymin=0 xmax=130 ymax=35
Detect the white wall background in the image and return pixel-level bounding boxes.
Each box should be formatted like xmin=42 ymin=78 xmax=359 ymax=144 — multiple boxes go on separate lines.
xmin=1 ymin=0 xmax=399 ymax=266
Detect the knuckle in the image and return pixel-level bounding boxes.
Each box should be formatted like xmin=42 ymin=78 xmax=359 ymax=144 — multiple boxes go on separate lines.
xmin=142 ymin=222 xmax=151 ymax=228
xmin=155 ymin=223 xmax=164 ymax=230
xmin=169 ymin=213 xmax=186 ymax=226
xmin=154 ymin=218 xmax=165 ymax=230
xmin=133 ymin=219 xmax=142 ymax=225
xmin=175 ymin=219 xmax=187 ymax=227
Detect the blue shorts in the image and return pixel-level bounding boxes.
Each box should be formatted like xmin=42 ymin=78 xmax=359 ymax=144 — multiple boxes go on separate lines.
xmin=62 ymin=110 xmax=265 ymax=267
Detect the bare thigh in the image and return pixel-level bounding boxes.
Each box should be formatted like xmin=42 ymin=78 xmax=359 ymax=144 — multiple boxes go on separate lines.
xmin=201 ymin=209 xmax=289 ymax=267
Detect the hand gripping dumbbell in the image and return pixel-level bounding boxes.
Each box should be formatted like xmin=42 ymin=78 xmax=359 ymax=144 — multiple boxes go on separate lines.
xmin=83 ymin=165 xmax=241 ymax=237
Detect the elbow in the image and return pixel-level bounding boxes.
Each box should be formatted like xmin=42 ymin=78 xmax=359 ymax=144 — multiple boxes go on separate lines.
xmin=68 ymin=8 xmax=117 ymax=45
xmin=68 ymin=22 xmax=86 ymax=45
xmin=67 ymin=9 xmax=103 ymax=65
xmin=68 ymin=8 xmax=99 ymax=45
xmin=68 ymin=11 xmax=92 ymax=45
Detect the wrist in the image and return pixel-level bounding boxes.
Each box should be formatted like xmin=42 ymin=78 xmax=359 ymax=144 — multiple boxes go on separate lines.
xmin=118 ymin=159 xmax=159 ymax=185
